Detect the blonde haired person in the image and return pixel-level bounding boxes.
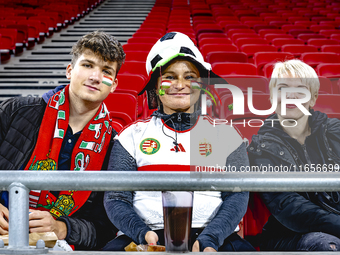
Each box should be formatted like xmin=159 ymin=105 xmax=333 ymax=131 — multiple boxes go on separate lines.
xmin=248 ymin=59 xmax=340 ymax=251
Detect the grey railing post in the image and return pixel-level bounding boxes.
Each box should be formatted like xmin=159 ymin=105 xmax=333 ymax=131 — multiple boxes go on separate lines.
xmin=8 ymin=182 xmax=29 ymax=249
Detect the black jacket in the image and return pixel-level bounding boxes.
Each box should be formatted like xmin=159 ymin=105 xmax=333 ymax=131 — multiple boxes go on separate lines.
xmin=0 ymin=88 xmax=117 ymax=250
xmin=247 ymin=110 xmax=340 ymax=241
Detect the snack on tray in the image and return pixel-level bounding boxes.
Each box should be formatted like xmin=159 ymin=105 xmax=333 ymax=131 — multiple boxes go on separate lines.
xmin=0 ymin=232 xmax=57 ymax=248
xmin=125 ymin=241 xmax=165 ymax=252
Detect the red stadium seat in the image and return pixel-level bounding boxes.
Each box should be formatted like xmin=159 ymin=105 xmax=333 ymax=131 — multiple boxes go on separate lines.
xmin=289 ymin=29 xmax=315 ymax=38
xmin=119 ymin=61 xmax=148 ymax=80
xmin=271 ymin=38 xmax=304 ymax=51
xmin=310 ymin=24 xmax=335 ymax=33
xmin=301 ymin=52 xmax=340 ymax=68
xmin=198 ymin=38 xmax=232 ymax=46
xmin=243 ymin=21 xmax=268 ymax=29
xmin=319 ymin=30 xmax=340 ymax=38
xmin=206 ymin=51 xmax=248 ymax=64
xmin=127 ymin=37 xmax=159 ymax=44
xmin=263 ymin=62 xmax=275 ymax=78
xmin=281 ymin=24 xmax=306 ymax=33
xmin=331 ymin=34 xmax=340 ymax=43
xmin=197 ymin=33 xmax=227 ymax=41
xmin=297 ymin=34 xmax=326 ymax=43
xmin=231 ymin=33 xmax=261 ymax=43
xmin=294 ymin=21 xmax=318 ymax=29
xmin=124 ymin=51 xmax=148 ymax=62
xmin=212 ymin=62 xmax=257 ymax=75
xmin=307 ymin=39 xmax=339 ymax=50
xmin=321 ymin=45 xmax=340 ymax=54
xmin=227 ymin=28 xmax=256 ymax=38
xmin=317 ymin=64 xmax=340 ymax=78
xmin=224 ymin=24 xmax=250 ymax=32
xmin=253 ymin=25 xmax=277 ymax=33
xmin=104 ymin=92 xmax=138 ymax=125
xmin=123 ymin=43 xmax=154 ymax=52
xmin=264 ymin=33 xmax=294 ymax=42
xmin=133 ymin=32 xmax=164 ymax=38
xmin=281 ymin=45 xmax=318 ymax=58
xmin=254 ymin=52 xmax=294 ymax=76
xmin=313 ymin=94 xmax=340 ymax=118
xmin=318 ymin=76 xmax=334 ymax=95
xmin=258 ymin=29 xmax=285 ymax=37
xmin=0 ymin=28 xmax=16 ymax=51
xmin=218 ymin=75 xmax=269 ymax=94
xmin=235 ymin=38 xmax=268 ymax=48
xmin=200 ymin=44 xmax=239 ymax=59
xmin=241 ymin=45 xmax=277 ymax=63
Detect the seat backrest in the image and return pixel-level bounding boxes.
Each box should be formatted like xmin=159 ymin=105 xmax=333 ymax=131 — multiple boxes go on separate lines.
xmin=271 ymin=38 xmax=304 ymax=48
xmin=200 ymin=44 xmax=238 ymax=58
xmin=297 ymin=33 xmax=326 ymax=42
xmin=206 ymin=51 xmax=248 ymax=64
xmin=316 ymin=64 xmax=340 ymax=77
xmin=281 ymin=44 xmax=318 ymax=55
xmin=314 ymin=94 xmax=340 ymax=116
xmin=319 ymin=29 xmax=340 ymax=38
xmin=227 ymin=28 xmax=256 ymax=38
xmin=281 ymin=24 xmax=306 ymax=33
xmin=0 ymin=28 xmax=17 ymax=50
xmin=198 ymin=38 xmax=232 ymax=46
xmin=104 ymin=92 xmax=138 ymax=123
xmin=264 ymin=33 xmax=294 ymax=42
xmin=240 ymin=45 xmax=277 ymax=57
xmin=301 ymin=52 xmax=340 ymax=67
xmin=235 ymin=38 xmax=268 ymax=48
xmin=124 ymin=50 xmax=149 ymax=62
xmin=116 ymin=73 xmax=146 ymax=94
xmin=119 ymin=61 xmax=148 ymax=79
xmin=289 ymin=29 xmax=315 ymax=38
xmin=127 ymin=37 xmax=159 ymax=44
xmin=321 ymin=45 xmax=340 ymax=54
xmin=123 ymin=43 xmax=154 ymax=52
xmin=254 ymin=52 xmax=294 ymax=76
xmin=307 ymin=39 xmax=339 ymax=49
xmin=212 ymin=62 xmax=257 ymax=75
xmin=231 ymin=33 xmax=261 ymax=43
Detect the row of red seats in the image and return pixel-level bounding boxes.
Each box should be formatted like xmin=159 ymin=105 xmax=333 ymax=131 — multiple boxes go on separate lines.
xmin=0 ymin=0 xmax=101 ymax=63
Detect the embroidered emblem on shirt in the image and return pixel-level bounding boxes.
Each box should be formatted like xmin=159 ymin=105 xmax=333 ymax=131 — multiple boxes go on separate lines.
xmin=140 ymin=138 xmax=161 ymax=155
xmin=199 ymin=139 xmax=212 ymax=157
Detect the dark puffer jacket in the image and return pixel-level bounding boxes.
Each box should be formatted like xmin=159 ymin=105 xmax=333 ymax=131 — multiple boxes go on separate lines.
xmin=247 ymin=110 xmax=340 ymax=245
xmin=0 ymin=88 xmax=117 ymax=250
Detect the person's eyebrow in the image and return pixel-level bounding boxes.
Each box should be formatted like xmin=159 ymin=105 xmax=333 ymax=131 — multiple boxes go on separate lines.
xmin=80 ymin=59 xmax=115 ymax=73
xmin=184 ymin=71 xmax=198 ymax=75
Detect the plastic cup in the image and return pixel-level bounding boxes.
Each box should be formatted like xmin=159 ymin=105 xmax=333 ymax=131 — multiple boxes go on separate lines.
xmin=162 ymin=191 xmax=193 ymax=253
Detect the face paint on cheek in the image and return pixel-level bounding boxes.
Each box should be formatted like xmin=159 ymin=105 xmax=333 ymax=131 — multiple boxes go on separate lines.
xmin=159 ymin=80 xmax=171 ymax=96
xmin=102 ymin=75 xmax=113 ymax=86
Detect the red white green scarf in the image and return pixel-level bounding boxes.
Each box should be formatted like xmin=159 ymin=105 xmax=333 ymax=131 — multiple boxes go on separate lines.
xmin=25 ymin=85 xmax=112 ymax=218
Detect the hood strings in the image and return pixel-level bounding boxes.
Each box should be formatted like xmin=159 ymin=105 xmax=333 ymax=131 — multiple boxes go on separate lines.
xmin=162 ymin=116 xmax=179 ymax=152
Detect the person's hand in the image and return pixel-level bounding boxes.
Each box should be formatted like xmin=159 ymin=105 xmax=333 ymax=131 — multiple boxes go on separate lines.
xmin=192 ymin=240 xmax=217 ymax=252
xmin=145 ymin=230 xmax=158 ymax=245
xmin=29 ymin=209 xmax=67 ymax=240
xmin=0 ymin=203 xmax=9 ymax=235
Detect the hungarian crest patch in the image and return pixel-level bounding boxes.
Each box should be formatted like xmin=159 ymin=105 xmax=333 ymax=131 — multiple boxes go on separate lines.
xmin=140 ymin=138 xmax=160 ymax=155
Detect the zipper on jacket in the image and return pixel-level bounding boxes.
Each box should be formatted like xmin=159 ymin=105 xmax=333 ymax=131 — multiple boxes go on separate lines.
xmin=177 ymin=113 xmax=182 ymax=131
xmin=301 ymin=144 xmax=312 ymax=165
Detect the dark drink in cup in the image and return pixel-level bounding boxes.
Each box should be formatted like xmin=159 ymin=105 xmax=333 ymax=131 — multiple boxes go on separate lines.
xmin=162 ymin=191 xmax=193 ymax=253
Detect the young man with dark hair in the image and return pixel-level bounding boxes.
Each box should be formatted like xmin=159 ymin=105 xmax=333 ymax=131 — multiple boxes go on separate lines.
xmin=0 ymin=31 xmax=125 ymax=250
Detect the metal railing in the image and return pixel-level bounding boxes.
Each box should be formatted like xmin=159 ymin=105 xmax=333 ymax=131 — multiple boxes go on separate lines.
xmin=0 ymin=171 xmax=340 ymax=254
